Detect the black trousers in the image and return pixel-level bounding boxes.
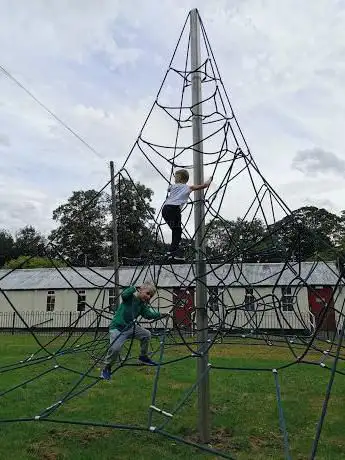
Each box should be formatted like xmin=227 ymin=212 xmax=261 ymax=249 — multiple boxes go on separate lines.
xmin=162 ymin=205 xmax=182 ymax=253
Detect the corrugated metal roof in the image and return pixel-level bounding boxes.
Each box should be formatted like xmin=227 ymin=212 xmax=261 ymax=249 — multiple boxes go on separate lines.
xmin=0 ymin=262 xmax=340 ymax=291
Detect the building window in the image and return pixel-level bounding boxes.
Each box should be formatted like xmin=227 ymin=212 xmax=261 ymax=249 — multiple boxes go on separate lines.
xmin=244 ymin=287 xmax=255 ymax=311
xmin=208 ymin=287 xmax=219 ymax=312
xmin=77 ymin=290 xmax=86 ymax=312
xmin=46 ymin=290 xmax=55 ymax=312
xmin=109 ymin=288 xmax=117 ymax=310
xmin=282 ymin=286 xmax=294 ymax=311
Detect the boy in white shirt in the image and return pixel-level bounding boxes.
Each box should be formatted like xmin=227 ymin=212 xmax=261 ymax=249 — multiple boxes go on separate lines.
xmin=162 ymin=169 xmax=212 ymax=260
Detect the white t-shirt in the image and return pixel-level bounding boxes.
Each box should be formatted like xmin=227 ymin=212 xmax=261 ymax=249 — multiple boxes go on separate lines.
xmin=164 ymin=183 xmax=191 ymax=207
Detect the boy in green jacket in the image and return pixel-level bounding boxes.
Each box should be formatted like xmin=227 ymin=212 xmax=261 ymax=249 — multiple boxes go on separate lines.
xmin=101 ymin=282 xmax=166 ymax=380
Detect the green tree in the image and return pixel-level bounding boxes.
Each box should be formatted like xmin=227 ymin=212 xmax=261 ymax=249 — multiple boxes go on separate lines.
xmin=205 ymin=207 xmax=344 ymax=263
xmin=205 ymin=217 xmax=271 ymax=260
xmin=0 ymin=230 xmax=15 ymax=267
xmin=5 ymin=256 xmax=67 ymax=269
xmin=270 ymin=206 xmax=343 ymax=261
xmin=48 ymin=179 xmax=156 ymax=266
xmin=106 ymin=176 xmax=156 ymax=260
xmin=48 ymin=190 xmax=109 ymax=266
xmin=14 ymin=225 xmax=46 ymax=258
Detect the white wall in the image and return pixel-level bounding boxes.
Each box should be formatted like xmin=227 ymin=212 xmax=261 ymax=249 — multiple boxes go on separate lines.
xmin=0 ymin=284 xmax=341 ymax=332
xmin=0 ymin=290 xmax=36 ymax=312
xmin=222 ymin=286 xmax=312 ymax=331
xmin=0 ymin=287 xmax=174 ymax=330
xmin=1 ymin=289 xmax=106 ymax=313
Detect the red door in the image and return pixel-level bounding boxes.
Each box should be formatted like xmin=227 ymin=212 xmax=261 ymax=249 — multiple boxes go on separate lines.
xmin=173 ymin=288 xmax=195 ymax=330
xmin=308 ymin=286 xmax=336 ymax=331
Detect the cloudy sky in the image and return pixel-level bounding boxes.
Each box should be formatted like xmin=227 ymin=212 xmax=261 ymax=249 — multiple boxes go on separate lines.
xmin=0 ymin=0 xmax=344 ymax=236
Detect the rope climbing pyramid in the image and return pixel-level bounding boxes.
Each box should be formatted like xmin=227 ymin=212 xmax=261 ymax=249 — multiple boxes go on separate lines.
xmin=1 ymin=8 xmax=345 ymax=460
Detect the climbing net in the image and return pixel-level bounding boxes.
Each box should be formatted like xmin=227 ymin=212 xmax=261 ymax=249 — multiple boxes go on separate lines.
xmin=1 ymin=9 xmax=345 ymax=460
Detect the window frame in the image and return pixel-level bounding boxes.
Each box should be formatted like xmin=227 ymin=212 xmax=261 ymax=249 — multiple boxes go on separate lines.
xmin=244 ymin=287 xmax=255 ymax=312
xmin=109 ymin=287 xmax=116 ymax=310
xmin=281 ymin=286 xmax=294 ymax=312
xmin=46 ymin=290 xmax=55 ymax=312
xmin=208 ymin=287 xmax=220 ymax=312
xmin=77 ymin=290 xmax=86 ymax=312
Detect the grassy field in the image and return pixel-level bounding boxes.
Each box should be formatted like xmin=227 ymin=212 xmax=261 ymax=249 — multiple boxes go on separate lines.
xmin=0 ymin=333 xmax=344 ymax=460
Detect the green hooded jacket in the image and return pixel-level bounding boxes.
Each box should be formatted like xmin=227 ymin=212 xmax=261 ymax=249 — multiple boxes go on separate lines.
xmin=109 ymin=286 xmax=161 ymax=331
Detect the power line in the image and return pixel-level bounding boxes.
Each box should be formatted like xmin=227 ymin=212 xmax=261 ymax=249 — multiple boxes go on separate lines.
xmin=0 ymin=64 xmax=104 ymax=160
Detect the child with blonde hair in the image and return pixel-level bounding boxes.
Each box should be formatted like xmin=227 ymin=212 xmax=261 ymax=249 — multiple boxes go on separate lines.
xmin=101 ymin=282 xmax=167 ymax=380
xmin=162 ymin=169 xmax=211 ymax=260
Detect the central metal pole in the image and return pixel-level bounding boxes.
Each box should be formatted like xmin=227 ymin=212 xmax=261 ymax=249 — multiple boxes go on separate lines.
xmin=110 ymin=161 xmax=120 ymax=310
xmin=190 ymin=8 xmax=210 ymax=443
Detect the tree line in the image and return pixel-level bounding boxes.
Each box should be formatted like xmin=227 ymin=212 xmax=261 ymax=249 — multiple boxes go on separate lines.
xmin=0 ymin=178 xmax=156 ymax=268
xmin=1 ymin=177 xmax=345 ymax=268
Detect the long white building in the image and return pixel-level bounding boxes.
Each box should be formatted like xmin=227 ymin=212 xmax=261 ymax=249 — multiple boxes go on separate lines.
xmin=0 ymin=262 xmax=343 ymax=333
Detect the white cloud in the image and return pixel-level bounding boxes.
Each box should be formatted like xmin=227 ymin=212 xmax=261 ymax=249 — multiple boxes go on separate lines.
xmin=0 ymin=0 xmax=345 ymax=238
xmin=0 ymin=177 xmax=53 ymax=233
xmin=292 ymin=148 xmax=345 ymax=177
xmin=302 ymin=197 xmax=335 ymax=211
xmin=0 ymin=134 xmax=10 ymax=146
xmin=0 ymin=0 xmax=141 ymax=70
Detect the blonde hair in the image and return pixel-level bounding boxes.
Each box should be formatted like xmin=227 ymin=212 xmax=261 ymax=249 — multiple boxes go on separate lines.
xmin=140 ymin=282 xmax=156 ymax=296
xmin=175 ymin=169 xmax=189 ymax=184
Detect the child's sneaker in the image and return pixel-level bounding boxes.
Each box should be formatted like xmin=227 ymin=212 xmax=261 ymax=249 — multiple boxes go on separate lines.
xmin=100 ymin=367 xmax=111 ymax=380
xmin=138 ymin=355 xmax=157 ymax=366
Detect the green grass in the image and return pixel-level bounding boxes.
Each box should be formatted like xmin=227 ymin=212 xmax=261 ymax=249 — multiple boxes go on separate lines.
xmin=0 ymin=333 xmax=345 ymax=460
